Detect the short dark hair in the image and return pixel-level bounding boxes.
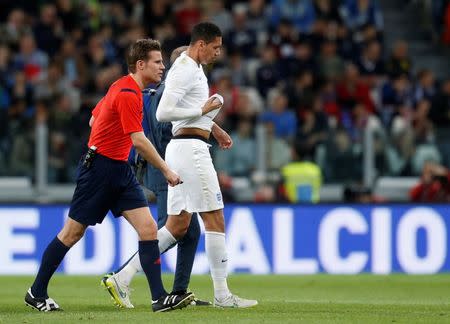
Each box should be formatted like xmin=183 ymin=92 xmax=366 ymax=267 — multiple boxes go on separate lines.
xmin=126 ymin=39 xmax=161 ymax=73
xmin=190 ymin=22 xmax=222 ymax=45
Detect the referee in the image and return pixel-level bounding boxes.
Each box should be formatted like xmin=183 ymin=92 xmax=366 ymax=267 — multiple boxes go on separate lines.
xmin=25 ymin=39 xmax=193 ymax=313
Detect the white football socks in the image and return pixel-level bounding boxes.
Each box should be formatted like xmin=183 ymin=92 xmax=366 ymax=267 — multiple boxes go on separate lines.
xmin=117 ymin=226 xmax=177 ymax=286
xmin=117 ymin=252 xmax=141 ymax=286
xmin=157 ymin=226 xmax=177 ymax=253
xmin=205 ymin=231 xmax=231 ymax=300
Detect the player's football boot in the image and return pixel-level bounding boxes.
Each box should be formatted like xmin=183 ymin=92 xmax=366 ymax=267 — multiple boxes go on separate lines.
xmin=25 ymin=288 xmax=62 ymax=312
xmin=171 ymin=289 xmax=212 ymax=306
xmin=152 ymin=291 xmax=195 ymax=312
xmin=101 ymin=272 xmax=134 ymax=308
xmin=214 ymin=294 xmax=258 ymax=308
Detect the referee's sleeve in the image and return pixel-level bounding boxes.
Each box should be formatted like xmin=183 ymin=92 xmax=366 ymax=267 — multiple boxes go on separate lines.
xmin=116 ymin=91 xmax=143 ymax=134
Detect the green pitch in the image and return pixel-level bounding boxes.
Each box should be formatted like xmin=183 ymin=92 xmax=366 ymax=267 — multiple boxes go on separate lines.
xmin=1 ymin=274 xmax=450 ymax=323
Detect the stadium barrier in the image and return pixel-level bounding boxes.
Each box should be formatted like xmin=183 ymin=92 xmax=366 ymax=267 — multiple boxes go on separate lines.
xmin=0 ymin=204 xmax=448 ymax=274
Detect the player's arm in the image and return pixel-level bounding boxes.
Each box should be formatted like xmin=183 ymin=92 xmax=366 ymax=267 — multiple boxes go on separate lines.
xmin=156 ymin=67 xmax=221 ymax=121
xmin=117 ymin=91 xmax=180 ymax=186
xmin=130 ymin=132 xmax=180 ymax=186
xmin=211 ymin=122 xmax=233 ymax=149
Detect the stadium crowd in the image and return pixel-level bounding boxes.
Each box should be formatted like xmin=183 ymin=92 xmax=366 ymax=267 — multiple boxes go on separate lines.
xmin=0 ymin=0 xmax=450 ymax=202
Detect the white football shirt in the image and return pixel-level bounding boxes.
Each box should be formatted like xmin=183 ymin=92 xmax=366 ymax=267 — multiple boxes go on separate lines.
xmin=156 ymin=52 xmax=220 ymax=134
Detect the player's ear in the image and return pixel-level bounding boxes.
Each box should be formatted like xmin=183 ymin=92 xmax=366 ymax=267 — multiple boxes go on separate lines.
xmin=136 ymin=60 xmax=145 ymax=71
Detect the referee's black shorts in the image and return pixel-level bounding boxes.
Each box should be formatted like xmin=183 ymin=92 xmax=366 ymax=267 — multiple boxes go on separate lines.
xmin=68 ymin=153 xmax=148 ymax=226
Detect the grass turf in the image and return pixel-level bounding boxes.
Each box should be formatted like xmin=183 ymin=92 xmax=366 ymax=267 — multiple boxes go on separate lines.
xmin=1 ymin=274 xmax=450 ymax=323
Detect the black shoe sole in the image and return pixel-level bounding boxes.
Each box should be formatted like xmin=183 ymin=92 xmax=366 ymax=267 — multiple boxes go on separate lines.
xmin=25 ymin=300 xmax=63 ymax=312
xmin=25 ymin=291 xmax=63 ymax=312
xmin=154 ymin=294 xmax=195 ymax=313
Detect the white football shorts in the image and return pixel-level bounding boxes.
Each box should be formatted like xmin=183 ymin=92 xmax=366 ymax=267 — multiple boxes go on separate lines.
xmin=165 ymin=137 xmax=224 ymax=215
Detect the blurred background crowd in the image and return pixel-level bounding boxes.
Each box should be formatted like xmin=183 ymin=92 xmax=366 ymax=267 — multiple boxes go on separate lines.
xmin=0 ymin=0 xmax=450 ymax=203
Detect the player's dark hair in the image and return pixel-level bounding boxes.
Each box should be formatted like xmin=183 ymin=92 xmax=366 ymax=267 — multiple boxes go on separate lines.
xmin=127 ymin=39 xmax=161 ymax=73
xmin=190 ymin=22 xmax=222 ymax=45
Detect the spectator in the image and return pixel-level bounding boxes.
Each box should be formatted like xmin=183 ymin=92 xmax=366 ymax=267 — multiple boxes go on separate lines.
xmin=215 ymin=119 xmax=257 ymax=177
xmin=210 ymin=69 xmax=240 ymax=118
xmin=247 ymin=0 xmax=270 ymax=40
xmin=53 ymin=38 xmax=88 ymax=88
xmin=413 ymin=99 xmax=434 ymax=144
xmin=260 ymin=91 xmax=297 ymax=141
xmin=284 ymin=69 xmax=315 ymax=110
xmin=9 ymin=117 xmax=34 ymax=178
xmin=256 ymin=45 xmax=280 ymax=98
xmin=228 ymin=51 xmax=250 ymax=86
xmin=385 ymin=40 xmax=412 ymax=78
xmin=314 ymin=0 xmax=342 ymax=24
xmin=442 ymin=1 xmax=450 ymax=45
xmin=317 ymin=40 xmax=345 ymax=81
xmin=295 ymin=96 xmax=329 ymax=158
xmin=7 ymin=71 xmax=34 ymax=111
xmin=271 ymin=0 xmax=316 ymax=34
xmin=429 ymin=78 xmax=450 ymax=128
xmin=225 ymin=4 xmax=258 ymax=58
xmin=325 ymin=128 xmax=362 ymax=181
xmin=380 ymin=73 xmax=413 ymax=126
xmin=33 ymin=3 xmax=63 ymax=57
xmin=268 ymin=19 xmax=298 ymax=58
xmin=13 ymin=34 xmax=49 ymax=83
xmin=262 ymin=121 xmax=292 ymax=171
xmin=56 ymin=0 xmax=80 ymax=33
xmin=0 ymin=8 xmax=31 ymax=47
xmin=278 ymin=41 xmax=317 ymax=80
xmin=410 ymin=162 xmax=450 ymax=202
xmin=354 ymin=39 xmax=385 ymax=86
xmin=206 ymin=0 xmax=233 ymax=35
xmin=413 ymin=69 xmax=436 ymax=105
xmin=174 ymin=0 xmax=201 ymax=38
xmin=340 ymin=0 xmax=384 ymax=31
xmin=280 ymin=142 xmax=322 ymax=203
xmin=336 ymin=63 xmax=375 ymax=113
xmin=339 ymin=0 xmax=383 ymax=45
xmin=143 ymin=0 xmax=173 ymax=36
xmin=0 ymin=44 xmax=13 ymax=98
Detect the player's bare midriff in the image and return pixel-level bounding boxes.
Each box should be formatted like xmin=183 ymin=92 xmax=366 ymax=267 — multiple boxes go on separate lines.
xmin=175 ymin=127 xmax=210 ymax=141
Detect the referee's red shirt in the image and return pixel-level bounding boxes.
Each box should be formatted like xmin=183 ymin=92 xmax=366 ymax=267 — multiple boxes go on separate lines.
xmin=88 ymin=75 xmax=143 ymax=161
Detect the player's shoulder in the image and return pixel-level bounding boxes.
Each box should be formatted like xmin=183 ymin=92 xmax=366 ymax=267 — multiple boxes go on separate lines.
xmin=171 ymin=55 xmax=194 ymax=73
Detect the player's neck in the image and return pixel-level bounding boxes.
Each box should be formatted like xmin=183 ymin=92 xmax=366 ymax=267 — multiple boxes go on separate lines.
xmin=186 ymin=46 xmax=201 ymax=66
xmin=129 ymin=73 xmax=145 ymax=90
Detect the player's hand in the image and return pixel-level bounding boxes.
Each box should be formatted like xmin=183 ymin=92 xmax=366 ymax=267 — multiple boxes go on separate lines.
xmin=212 ymin=126 xmax=233 ymax=149
xmin=201 ymin=97 xmax=222 ymax=115
xmin=163 ymin=168 xmax=183 ymax=187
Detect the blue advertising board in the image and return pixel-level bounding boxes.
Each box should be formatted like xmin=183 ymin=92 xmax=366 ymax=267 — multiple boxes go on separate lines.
xmin=0 ymin=204 xmax=448 ymax=274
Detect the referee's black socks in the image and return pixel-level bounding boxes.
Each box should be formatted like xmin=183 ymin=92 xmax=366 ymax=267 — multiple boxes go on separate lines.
xmin=31 ymin=237 xmax=70 ymax=298
xmin=138 ymin=240 xmax=167 ymax=300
